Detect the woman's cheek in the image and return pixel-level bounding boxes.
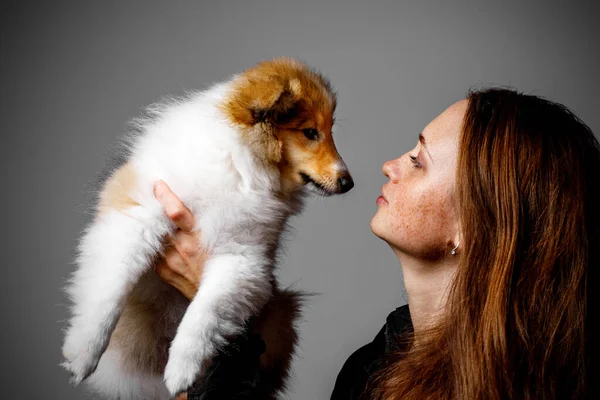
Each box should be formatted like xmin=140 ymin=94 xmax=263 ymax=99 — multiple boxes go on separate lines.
xmin=389 ymin=188 xmax=448 ymax=251
xmin=389 ymin=191 xmax=422 ymax=236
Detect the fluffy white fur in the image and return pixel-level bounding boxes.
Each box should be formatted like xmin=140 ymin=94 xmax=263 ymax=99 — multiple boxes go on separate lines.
xmin=62 ymin=81 xmax=310 ymax=398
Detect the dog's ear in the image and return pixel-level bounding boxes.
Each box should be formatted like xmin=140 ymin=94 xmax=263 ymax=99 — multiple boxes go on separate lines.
xmin=250 ymin=78 xmax=302 ymax=125
xmin=222 ymin=77 xmax=303 ymax=127
xmin=222 ymin=78 xmax=304 ymax=164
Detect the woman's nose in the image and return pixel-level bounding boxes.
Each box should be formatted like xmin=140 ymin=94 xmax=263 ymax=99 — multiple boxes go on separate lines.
xmin=382 ymin=159 xmax=395 ymax=180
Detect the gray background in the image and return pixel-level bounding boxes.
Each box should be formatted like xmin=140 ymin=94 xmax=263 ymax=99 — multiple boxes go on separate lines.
xmin=2 ymin=1 xmax=599 ymax=399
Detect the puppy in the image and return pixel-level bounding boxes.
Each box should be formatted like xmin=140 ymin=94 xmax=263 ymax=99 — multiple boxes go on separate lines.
xmin=61 ymin=57 xmax=353 ymax=399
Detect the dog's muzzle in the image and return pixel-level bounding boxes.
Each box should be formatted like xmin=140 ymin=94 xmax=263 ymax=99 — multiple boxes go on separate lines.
xmin=337 ymin=174 xmax=354 ymax=193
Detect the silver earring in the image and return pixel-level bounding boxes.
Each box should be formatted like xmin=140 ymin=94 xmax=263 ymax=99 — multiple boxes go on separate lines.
xmin=451 ymin=241 xmax=460 ymax=255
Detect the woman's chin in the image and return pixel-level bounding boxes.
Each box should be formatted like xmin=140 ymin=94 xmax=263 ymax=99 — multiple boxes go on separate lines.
xmin=370 ymin=214 xmax=385 ymax=239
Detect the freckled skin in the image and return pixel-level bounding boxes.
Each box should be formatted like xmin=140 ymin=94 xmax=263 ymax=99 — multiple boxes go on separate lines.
xmin=371 ymin=100 xmax=468 ymax=261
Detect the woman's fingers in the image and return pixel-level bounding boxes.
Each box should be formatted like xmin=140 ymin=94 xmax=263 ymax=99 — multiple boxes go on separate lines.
xmin=172 ymin=229 xmax=202 ymax=263
xmin=154 ymin=249 xmax=198 ymax=301
xmin=152 ymin=179 xmax=205 ymax=301
xmin=159 ymin=246 xmax=188 ymax=275
xmin=154 ymin=180 xmax=195 ymax=232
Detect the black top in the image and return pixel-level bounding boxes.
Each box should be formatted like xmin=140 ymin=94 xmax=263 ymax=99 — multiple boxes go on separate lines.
xmin=330 ymin=305 xmax=413 ymax=400
xmin=187 ymin=305 xmax=413 ymax=399
xmin=187 ymin=329 xmax=268 ymax=399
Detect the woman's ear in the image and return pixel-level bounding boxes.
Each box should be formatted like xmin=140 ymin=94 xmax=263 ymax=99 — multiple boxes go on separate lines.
xmin=451 ymin=223 xmax=462 ymax=255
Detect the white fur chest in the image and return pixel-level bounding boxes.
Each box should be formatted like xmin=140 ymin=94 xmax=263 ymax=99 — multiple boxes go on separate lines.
xmin=127 ymin=83 xmax=291 ymax=250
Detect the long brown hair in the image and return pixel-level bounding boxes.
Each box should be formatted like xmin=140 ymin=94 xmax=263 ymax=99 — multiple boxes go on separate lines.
xmin=369 ymin=88 xmax=599 ymax=399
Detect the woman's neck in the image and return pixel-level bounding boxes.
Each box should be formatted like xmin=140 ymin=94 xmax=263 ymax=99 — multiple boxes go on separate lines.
xmin=392 ymin=248 xmax=457 ymax=334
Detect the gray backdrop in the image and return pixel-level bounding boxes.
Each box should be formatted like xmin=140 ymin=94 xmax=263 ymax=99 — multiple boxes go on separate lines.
xmin=2 ymin=1 xmax=599 ymax=399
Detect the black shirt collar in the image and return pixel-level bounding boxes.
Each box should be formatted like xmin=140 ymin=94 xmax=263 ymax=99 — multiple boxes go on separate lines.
xmin=384 ymin=304 xmax=413 ymax=353
xmin=364 ymin=304 xmax=413 ymax=376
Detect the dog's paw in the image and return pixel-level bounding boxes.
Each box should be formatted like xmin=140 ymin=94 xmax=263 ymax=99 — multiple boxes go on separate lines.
xmin=61 ymin=351 xmax=99 ymax=386
xmin=163 ymin=339 xmax=211 ymax=396
xmin=163 ymin=356 xmax=201 ymax=396
xmin=61 ymin=329 xmax=101 ymax=385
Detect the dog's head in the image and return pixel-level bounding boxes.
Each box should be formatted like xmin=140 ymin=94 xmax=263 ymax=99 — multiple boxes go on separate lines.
xmin=222 ymin=57 xmax=353 ymax=196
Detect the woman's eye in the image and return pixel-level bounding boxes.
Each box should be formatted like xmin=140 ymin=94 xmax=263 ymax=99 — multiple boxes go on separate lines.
xmin=302 ymin=128 xmax=319 ymax=140
xmin=409 ymin=154 xmax=422 ymax=169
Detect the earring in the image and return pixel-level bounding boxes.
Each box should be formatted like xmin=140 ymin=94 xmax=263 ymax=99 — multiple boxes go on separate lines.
xmin=451 ymin=241 xmax=460 ymax=255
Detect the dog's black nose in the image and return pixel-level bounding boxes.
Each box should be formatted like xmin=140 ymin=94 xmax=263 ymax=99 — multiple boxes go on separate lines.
xmin=338 ymin=175 xmax=354 ymax=193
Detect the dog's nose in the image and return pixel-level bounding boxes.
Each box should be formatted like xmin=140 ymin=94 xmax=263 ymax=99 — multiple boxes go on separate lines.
xmin=338 ymin=175 xmax=354 ymax=193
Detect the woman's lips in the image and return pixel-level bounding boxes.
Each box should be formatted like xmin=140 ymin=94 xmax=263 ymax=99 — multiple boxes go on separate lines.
xmin=377 ymin=195 xmax=388 ymax=206
xmin=377 ymin=185 xmax=389 ymax=205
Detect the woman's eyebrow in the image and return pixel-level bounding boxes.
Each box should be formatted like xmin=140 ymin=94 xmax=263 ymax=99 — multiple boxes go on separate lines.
xmin=419 ymin=132 xmax=434 ymax=163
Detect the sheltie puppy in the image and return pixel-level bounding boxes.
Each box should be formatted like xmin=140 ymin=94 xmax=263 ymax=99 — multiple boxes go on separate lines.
xmin=61 ymin=57 xmax=353 ymax=399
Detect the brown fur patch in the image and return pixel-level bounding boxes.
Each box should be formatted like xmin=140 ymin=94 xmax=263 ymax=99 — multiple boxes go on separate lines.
xmin=251 ymin=286 xmax=307 ymax=396
xmin=242 ymin=123 xmax=284 ymax=164
xmin=108 ymin=292 xmax=166 ymax=374
xmin=276 ymin=115 xmax=345 ymax=194
xmin=97 ymin=162 xmax=140 ymax=217
xmin=219 ymin=57 xmax=336 ymax=167
xmin=107 ymin=268 xmax=188 ymax=374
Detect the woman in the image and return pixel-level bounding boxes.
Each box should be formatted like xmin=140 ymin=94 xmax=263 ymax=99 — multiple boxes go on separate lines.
xmin=154 ymin=88 xmax=598 ymax=399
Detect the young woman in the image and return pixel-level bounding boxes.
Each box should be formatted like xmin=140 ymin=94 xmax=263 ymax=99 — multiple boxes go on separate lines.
xmin=154 ymin=88 xmax=598 ymax=399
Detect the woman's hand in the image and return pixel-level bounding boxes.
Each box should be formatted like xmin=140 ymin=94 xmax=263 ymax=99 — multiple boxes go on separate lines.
xmin=153 ymin=180 xmax=207 ymax=301
xmin=153 ymin=180 xmax=303 ymax=398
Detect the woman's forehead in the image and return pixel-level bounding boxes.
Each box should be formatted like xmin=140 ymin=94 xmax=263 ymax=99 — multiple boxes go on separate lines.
xmin=419 ymin=100 xmax=468 ymax=150
xmin=420 ymin=100 xmax=467 ymax=159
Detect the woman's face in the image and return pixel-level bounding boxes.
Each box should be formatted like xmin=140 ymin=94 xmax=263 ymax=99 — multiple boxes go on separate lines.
xmin=371 ymin=100 xmax=467 ymax=259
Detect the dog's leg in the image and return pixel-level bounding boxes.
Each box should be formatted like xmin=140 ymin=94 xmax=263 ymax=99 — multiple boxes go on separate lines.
xmin=163 ymin=251 xmax=272 ymax=396
xmin=62 ymin=208 xmax=169 ymax=385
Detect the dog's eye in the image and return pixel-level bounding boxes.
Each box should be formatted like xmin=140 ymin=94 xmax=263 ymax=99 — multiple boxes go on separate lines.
xmin=302 ymin=128 xmax=319 ymax=140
